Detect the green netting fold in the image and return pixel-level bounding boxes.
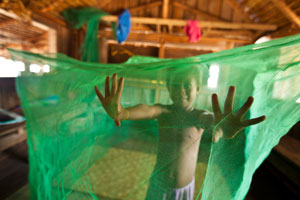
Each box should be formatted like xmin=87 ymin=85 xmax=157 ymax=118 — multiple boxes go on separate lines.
xmin=9 ymin=34 xmax=300 ymax=200
xmin=62 ymin=8 xmax=108 ymax=62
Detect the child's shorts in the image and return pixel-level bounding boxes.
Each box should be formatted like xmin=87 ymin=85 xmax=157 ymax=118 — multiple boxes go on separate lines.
xmin=145 ymin=177 xmax=195 ymax=200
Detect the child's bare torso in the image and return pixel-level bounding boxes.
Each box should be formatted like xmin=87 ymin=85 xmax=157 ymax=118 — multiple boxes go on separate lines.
xmin=153 ymin=105 xmax=206 ymax=188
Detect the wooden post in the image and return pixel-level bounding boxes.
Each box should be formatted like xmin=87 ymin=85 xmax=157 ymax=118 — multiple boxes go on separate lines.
xmin=99 ymin=37 xmax=108 ymax=63
xmin=159 ymin=39 xmax=165 ymax=58
xmin=162 ymin=0 xmax=170 ymax=18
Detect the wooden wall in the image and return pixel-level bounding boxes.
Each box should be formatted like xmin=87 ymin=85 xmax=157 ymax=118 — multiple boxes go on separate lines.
xmin=0 ymin=14 xmax=82 ymax=110
xmin=0 ymin=78 xmax=19 ymax=110
xmin=32 ymin=13 xmax=82 ymax=58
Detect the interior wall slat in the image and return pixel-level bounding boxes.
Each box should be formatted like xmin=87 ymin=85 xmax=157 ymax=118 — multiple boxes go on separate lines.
xmin=185 ymin=0 xmax=197 ymax=20
xmin=220 ymin=0 xmax=233 ymax=21
xmin=208 ymin=0 xmax=221 ymax=19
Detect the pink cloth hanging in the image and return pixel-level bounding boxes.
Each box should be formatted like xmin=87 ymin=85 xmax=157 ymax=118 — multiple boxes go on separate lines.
xmin=184 ymin=20 xmax=202 ymax=43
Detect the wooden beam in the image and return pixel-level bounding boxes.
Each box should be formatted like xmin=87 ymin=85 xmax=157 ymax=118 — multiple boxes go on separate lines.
xmin=129 ymin=1 xmax=162 ymax=13
xmin=173 ymin=1 xmax=225 ymax=22
xmin=99 ymin=29 xmax=251 ymax=45
xmin=130 ymin=25 xmax=252 ymax=41
xmin=270 ymin=0 xmax=300 ymax=27
xmin=224 ymin=0 xmax=253 ymax=23
xmin=101 ymin=15 xmax=277 ymax=31
xmin=162 ymin=0 xmax=170 ymax=18
xmin=107 ymin=39 xmax=225 ymax=52
xmin=204 ymin=29 xmax=253 ymax=40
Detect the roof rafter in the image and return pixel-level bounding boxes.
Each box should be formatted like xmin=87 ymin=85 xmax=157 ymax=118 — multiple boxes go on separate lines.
xmin=173 ymin=1 xmax=225 ymax=22
xmin=270 ymin=0 xmax=300 ymax=27
xmin=224 ymin=0 xmax=253 ymax=23
xmin=96 ymin=0 xmax=111 ymax=9
xmin=129 ymin=1 xmax=162 ymax=13
xmin=162 ymin=0 xmax=170 ymax=18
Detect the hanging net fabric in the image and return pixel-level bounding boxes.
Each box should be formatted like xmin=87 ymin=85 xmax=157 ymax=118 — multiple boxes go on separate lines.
xmin=9 ymin=33 xmax=300 ymax=200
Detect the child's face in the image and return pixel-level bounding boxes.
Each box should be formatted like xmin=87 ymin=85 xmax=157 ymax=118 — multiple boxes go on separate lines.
xmin=168 ymin=74 xmax=199 ymax=109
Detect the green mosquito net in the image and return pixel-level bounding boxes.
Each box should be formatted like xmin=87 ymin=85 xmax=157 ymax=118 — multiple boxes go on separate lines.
xmin=9 ymin=33 xmax=300 ymax=200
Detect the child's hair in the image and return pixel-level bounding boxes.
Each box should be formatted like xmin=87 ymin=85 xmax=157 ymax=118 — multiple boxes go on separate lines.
xmin=165 ymin=64 xmax=208 ymax=89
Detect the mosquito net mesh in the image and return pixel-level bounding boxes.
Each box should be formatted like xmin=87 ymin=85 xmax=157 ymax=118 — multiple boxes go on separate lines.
xmin=9 ymin=33 xmax=300 ymax=200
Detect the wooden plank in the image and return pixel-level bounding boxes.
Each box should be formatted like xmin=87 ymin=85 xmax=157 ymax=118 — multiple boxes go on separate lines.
xmin=208 ymin=0 xmax=220 ymax=18
xmin=129 ymin=1 xmax=162 ymax=13
xmin=259 ymin=7 xmax=283 ymax=23
xmin=215 ymin=0 xmax=222 ymax=17
xmin=0 ymin=123 xmax=25 ymax=137
xmin=205 ymin=29 xmax=253 ymax=40
xmin=270 ymin=24 xmax=300 ymax=38
xmin=97 ymin=0 xmax=111 ymax=8
xmin=184 ymin=0 xmax=196 ymax=20
xmin=220 ymin=0 xmax=233 ymax=21
xmin=101 ymin=15 xmax=277 ymax=30
xmin=107 ymin=39 xmax=226 ymax=52
xmin=173 ymin=1 xmax=225 ymax=22
xmin=0 ymin=128 xmax=27 ymax=152
xmin=172 ymin=0 xmax=183 ymax=20
xmin=245 ymin=0 xmax=262 ymax=12
xmin=100 ymin=29 xmax=251 ymax=45
xmin=271 ymin=0 xmax=300 ymax=27
xmin=32 ymin=10 xmax=66 ymax=26
xmin=224 ymin=0 xmax=253 ymax=22
xmin=0 ymin=19 xmax=16 ymax=28
xmin=248 ymin=0 xmax=270 ymax=17
xmin=198 ymin=0 xmax=209 ymax=14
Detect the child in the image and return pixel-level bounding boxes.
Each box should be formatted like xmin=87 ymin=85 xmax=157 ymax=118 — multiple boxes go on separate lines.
xmin=94 ymin=68 xmax=265 ymax=200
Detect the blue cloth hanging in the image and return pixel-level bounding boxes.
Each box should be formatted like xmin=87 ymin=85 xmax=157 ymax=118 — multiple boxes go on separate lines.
xmin=117 ymin=9 xmax=131 ymax=43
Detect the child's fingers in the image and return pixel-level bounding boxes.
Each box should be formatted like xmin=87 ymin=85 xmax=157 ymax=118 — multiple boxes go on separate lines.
xmin=242 ymin=115 xmax=266 ymax=127
xmin=235 ymin=96 xmax=254 ymax=119
xmin=224 ymin=86 xmax=235 ymax=114
xmin=212 ymin=93 xmax=222 ymax=121
xmin=105 ymin=76 xmax=110 ymax=97
xmin=94 ymin=86 xmax=104 ymax=103
xmin=114 ymin=119 xmax=121 ymax=127
xmin=111 ymin=73 xmax=118 ymax=95
xmin=212 ymin=130 xmax=222 ymax=143
xmin=116 ymin=77 xmax=124 ymax=102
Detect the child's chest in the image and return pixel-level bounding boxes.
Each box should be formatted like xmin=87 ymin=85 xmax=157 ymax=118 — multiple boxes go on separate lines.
xmin=158 ymin=110 xmax=200 ymax=127
xmin=158 ymin=111 xmax=204 ymax=139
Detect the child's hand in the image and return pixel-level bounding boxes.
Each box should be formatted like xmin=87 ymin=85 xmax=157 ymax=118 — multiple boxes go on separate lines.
xmin=94 ymin=73 xmax=124 ymax=126
xmin=211 ymin=86 xmax=266 ymax=141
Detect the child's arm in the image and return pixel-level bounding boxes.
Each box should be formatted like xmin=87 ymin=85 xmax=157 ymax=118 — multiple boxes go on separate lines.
xmin=94 ymin=73 xmax=163 ymax=126
xmin=210 ymin=86 xmax=266 ymax=142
